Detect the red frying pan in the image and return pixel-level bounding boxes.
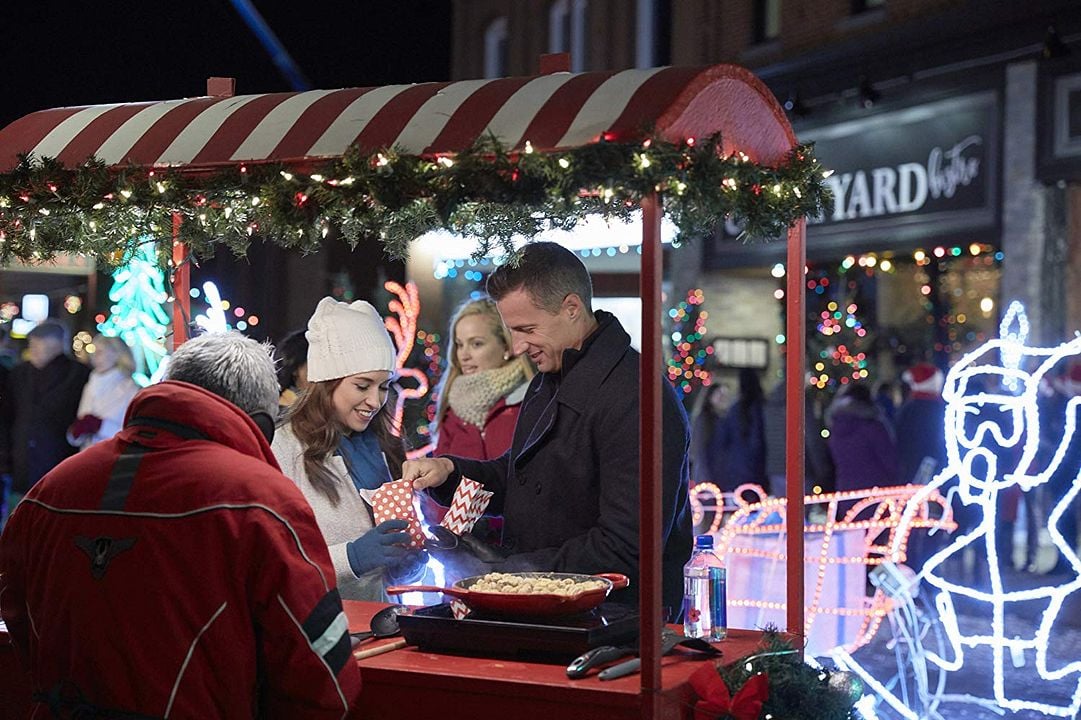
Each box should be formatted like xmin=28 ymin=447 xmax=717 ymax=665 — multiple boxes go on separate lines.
xmin=386 ymin=572 xmax=630 ymax=617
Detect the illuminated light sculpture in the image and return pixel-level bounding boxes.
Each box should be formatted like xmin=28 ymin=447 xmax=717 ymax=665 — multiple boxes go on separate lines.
xmin=97 ymin=242 xmax=169 ymax=386
xmin=382 ymin=281 xmax=435 ymax=460
xmin=874 ymin=302 xmax=1081 ymax=718
xmin=694 ymin=482 xmax=955 ymax=656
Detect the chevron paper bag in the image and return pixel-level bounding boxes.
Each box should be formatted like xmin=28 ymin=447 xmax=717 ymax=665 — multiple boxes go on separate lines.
xmin=440 ymin=477 xmax=493 ymax=536
xmin=368 ymin=479 xmax=426 ymax=550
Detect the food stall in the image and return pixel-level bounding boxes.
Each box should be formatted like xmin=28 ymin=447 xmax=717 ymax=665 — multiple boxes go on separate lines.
xmin=0 ymin=62 xmax=829 ymax=717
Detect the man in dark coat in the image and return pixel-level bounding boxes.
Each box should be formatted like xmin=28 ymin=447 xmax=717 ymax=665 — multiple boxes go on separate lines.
xmin=404 ymin=242 xmax=693 ymax=618
xmin=0 ymin=321 xmax=89 ymax=516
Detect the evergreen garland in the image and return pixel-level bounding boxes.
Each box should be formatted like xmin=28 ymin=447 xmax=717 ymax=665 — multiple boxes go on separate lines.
xmin=0 ymin=134 xmax=832 ymax=267
xmin=696 ymin=630 xmax=859 ymax=720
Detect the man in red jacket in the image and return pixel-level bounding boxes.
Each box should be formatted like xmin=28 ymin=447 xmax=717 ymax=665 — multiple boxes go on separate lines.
xmin=0 ymin=332 xmax=362 ymax=719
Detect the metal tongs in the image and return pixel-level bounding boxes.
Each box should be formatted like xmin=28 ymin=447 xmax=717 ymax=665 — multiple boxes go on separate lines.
xmin=566 ymin=628 xmax=721 ymax=680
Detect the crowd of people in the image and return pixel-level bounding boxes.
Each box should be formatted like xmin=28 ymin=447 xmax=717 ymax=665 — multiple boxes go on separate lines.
xmin=2 ymin=240 xmax=1080 ymax=715
xmin=0 ymin=242 xmax=693 ymax=717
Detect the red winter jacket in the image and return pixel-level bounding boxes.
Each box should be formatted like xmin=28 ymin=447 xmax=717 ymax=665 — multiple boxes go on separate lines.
xmin=434 ymin=385 xmax=527 ymax=461
xmin=0 ymin=381 xmax=361 ymax=720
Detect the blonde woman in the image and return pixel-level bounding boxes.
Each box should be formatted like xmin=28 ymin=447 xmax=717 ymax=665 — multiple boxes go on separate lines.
xmin=434 ymin=296 xmax=534 ymax=460
xmin=67 ymin=335 xmax=139 ymax=450
xmin=272 ymin=297 xmax=426 ymax=601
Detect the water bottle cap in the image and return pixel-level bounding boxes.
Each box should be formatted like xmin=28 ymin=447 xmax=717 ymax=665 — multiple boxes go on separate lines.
xmin=695 ymin=534 xmax=714 ymax=549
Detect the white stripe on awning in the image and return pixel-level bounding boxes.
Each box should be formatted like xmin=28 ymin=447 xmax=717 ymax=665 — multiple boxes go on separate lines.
xmin=31 ymin=104 xmax=125 ymax=160
xmin=556 ymin=67 xmax=667 ymax=149
xmin=95 ymin=99 xmax=193 ymax=165
xmin=306 ymin=84 xmax=413 ymax=158
xmin=229 ymin=89 xmax=340 ymax=162
xmin=155 ymin=95 xmax=262 ymax=166
xmin=482 ymin=73 xmax=577 ymax=149
xmin=391 ymin=79 xmax=490 ymax=154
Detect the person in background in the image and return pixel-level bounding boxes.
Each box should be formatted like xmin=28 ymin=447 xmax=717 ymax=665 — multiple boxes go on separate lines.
xmin=895 ymin=362 xmax=950 ymax=578
xmin=67 ymin=335 xmax=140 ymax=450
xmin=0 ymin=331 xmax=361 ymax=718
xmin=707 ymin=367 xmax=767 ymax=494
xmin=763 ymin=374 xmax=835 ymax=499
xmin=688 ymin=382 xmax=731 ymax=486
xmin=273 ymin=297 xmax=427 ymax=601
xmin=0 ymin=321 xmax=89 ymax=527
xmin=402 ymin=242 xmax=693 ymax=616
xmin=826 ymin=382 xmax=899 ymax=497
xmin=276 ymin=328 xmax=309 ymax=413
xmin=434 ymin=296 xmax=534 ymax=461
xmin=874 ymin=379 xmax=898 ymax=428
xmin=895 ymin=362 xmax=947 ymax=486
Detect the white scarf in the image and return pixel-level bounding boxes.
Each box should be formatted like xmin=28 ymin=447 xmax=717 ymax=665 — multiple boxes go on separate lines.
xmin=447 ymin=363 xmax=526 ymax=428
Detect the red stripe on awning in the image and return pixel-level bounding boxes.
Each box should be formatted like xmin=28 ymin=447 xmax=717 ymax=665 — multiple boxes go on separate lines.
xmin=518 ymin=73 xmax=611 ymax=150
xmin=350 ymin=82 xmax=450 ymax=154
xmin=54 ymin=104 xmax=157 ymax=168
xmin=119 ymin=97 xmax=223 ymax=166
xmin=269 ymin=88 xmax=375 ymax=160
xmin=604 ymin=66 xmax=707 ymax=142
xmin=0 ymin=107 xmax=84 ymax=171
xmin=423 ymin=76 xmax=534 ymax=154
xmin=190 ymin=92 xmax=296 ymax=165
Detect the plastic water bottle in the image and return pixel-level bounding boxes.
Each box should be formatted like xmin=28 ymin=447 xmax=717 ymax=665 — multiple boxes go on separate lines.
xmin=682 ymin=534 xmax=727 ymax=640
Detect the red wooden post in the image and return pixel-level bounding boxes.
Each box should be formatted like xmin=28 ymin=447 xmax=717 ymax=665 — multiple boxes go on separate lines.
xmin=784 ymin=220 xmax=807 ymax=654
xmin=638 ymin=194 xmax=663 ymax=718
xmin=171 ymin=212 xmax=189 ymax=347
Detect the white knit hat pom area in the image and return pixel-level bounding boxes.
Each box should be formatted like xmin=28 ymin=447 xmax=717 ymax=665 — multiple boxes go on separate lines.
xmin=305 ymin=297 xmax=398 ymax=382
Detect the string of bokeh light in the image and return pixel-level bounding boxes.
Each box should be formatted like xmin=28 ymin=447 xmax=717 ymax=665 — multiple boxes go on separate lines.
xmin=666 ymin=288 xmax=713 ymax=395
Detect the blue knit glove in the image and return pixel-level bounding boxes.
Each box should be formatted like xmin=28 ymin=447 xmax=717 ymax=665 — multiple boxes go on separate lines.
xmin=346 ymin=519 xmax=412 ymax=576
xmin=388 ymin=549 xmax=430 ymax=583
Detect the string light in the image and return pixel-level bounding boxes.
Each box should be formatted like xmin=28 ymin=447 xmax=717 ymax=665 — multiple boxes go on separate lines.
xmin=693 ymin=482 xmax=955 ymax=655
xmin=666 ymin=289 xmax=712 ymax=395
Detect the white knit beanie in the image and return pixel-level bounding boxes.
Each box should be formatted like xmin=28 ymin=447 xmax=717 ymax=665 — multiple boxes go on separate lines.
xmin=305 ymin=297 xmax=397 ymax=382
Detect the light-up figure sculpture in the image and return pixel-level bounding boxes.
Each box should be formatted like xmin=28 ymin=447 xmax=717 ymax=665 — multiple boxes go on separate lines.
xmin=894 ymin=304 xmax=1081 ymax=717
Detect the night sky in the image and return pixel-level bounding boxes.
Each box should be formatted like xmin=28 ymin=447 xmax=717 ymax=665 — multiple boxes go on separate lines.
xmin=2 ymin=1 xmax=454 ymax=129
xmin=0 ymin=1 xmax=454 ymax=338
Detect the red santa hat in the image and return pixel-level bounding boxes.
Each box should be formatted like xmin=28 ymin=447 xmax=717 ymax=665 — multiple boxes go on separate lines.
xmin=903 ymin=362 xmax=944 ymax=395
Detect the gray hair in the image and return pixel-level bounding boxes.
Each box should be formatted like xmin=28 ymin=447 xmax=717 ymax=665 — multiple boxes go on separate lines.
xmin=165 ymin=332 xmax=279 ymax=418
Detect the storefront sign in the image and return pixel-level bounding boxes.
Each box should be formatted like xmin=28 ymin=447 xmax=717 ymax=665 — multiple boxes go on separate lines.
xmin=710 ymin=91 xmax=1000 ymax=267
xmin=805 ymin=92 xmax=996 ymax=227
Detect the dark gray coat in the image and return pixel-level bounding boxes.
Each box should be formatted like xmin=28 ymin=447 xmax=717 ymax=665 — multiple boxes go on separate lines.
xmin=439 ymin=311 xmax=693 ymax=615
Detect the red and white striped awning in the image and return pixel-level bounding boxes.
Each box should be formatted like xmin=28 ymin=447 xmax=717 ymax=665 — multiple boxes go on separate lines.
xmin=0 ymin=64 xmax=795 ymax=173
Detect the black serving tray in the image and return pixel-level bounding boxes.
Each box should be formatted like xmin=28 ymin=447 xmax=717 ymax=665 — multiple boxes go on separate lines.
xmin=398 ymin=602 xmax=640 ymax=664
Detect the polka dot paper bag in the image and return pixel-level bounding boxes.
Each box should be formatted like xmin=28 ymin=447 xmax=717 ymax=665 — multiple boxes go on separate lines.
xmin=366 ymin=478 xmax=426 ymax=550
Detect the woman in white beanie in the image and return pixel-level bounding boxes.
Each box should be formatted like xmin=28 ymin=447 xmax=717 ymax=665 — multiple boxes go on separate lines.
xmin=272 ymin=297 xmax=426 ymax=601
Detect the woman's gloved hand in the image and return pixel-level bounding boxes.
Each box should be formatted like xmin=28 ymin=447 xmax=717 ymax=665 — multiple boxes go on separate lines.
xmin=387 ymin=549 xmax=430 ymax=583
xmin=346 ymin=519 xmax=413 ymax=576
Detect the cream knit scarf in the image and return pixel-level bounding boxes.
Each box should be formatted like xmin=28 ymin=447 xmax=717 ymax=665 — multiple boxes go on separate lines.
xmin=447 ymin=363 xmax=526 ymax=428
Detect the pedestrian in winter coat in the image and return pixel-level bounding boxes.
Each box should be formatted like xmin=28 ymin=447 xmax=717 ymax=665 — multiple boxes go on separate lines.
xmin=273 ymin=297 xmax=427 ymax=602
xmin=895 ymin=362 xmax=947 ymax=485
xmin=67 ymin=335 xmax=140 ymax=450
xmin=0 ymin=321 xmax=89 ymax=510
xmin=0 ymin=332 xmax=361 ymax=718
xmin=826 ymin=382 xmax=899 ymax=495
xmin=763 ymin=376 xmax=835 ymax=497
xmin=402 ymin=242 xmax=693 ymax=616
xmin=435 ymin=296 xmax=534 ymax=461
xmin=707 ymin=367 xmax=767 ymax=493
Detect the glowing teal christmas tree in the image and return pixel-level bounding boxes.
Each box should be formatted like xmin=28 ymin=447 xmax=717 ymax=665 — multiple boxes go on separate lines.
xmin=97 ymin=242 xmax=170 ymax=386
